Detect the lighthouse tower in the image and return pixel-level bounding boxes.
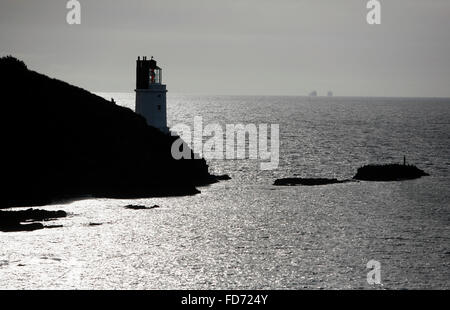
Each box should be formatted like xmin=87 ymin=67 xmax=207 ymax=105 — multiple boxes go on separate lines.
xmin=135 ymin=56 xmax=169 ymax=133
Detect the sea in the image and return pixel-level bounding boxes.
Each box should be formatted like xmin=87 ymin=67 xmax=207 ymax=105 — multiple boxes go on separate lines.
xmin=1 ymin=94 xmax=449 ymax=289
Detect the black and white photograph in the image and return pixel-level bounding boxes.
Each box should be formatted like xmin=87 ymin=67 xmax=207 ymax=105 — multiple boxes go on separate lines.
xmin=0 ymin=0 xmax=449 ymax=297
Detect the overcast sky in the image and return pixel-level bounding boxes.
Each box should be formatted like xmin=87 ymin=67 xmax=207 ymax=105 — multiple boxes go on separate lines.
xmin=1 ymin=0 xmax=449 ymax=97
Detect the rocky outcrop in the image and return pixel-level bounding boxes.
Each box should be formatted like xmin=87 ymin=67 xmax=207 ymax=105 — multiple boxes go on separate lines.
xmin=0 ymin=209 xmax=67 ymax=232
xmin=124 ymin=204 xmax=160 ymax=210
xmin=273 ymin=178 xmax=350 ymax=186
xmin=274 ymin=163 xmax=429 ymax=186
xmin=353 ymin=164 xmax=429 ymax=181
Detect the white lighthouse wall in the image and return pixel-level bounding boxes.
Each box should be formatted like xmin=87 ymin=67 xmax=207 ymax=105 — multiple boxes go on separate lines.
xmin=135 ymin=89 xmax=168 ymax=133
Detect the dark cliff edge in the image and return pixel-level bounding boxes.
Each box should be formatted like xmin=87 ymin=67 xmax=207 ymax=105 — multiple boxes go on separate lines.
xmin=0 ymin=56 xmax=226 ymax=209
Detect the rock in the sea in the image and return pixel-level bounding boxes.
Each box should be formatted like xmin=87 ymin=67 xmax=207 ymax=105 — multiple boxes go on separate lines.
xmin=124 ymin=204 xmax=148 ymax=210
xmin=0 ymin=222 xmax=44 ymax=232
xmin=353 ymin=164 xmax=429 ymax=181
xmin=273 ymin=178 xmax=349 ymax=186
xmin=124 ymin=204 xmax=160 ymax=210
xmin=0 ymin=208 xmax=66 ymax=232
xmin=214 ymin=174 xmax=231 ymax=181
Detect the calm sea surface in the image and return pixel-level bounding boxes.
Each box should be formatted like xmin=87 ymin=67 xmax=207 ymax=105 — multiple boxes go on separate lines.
xmin=1 ymin=94 xmax=449 ymax=289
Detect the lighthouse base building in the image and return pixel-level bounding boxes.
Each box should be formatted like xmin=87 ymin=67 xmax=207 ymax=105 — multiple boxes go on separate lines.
xmin=135 ymin=56 xmax=169 ymax=133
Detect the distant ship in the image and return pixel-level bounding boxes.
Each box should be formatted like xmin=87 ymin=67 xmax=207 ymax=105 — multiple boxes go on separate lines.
xmin=327 ymin=91 xmax=333 ymax=97
xmin=309 ymin=90 xmax=317 ymax=97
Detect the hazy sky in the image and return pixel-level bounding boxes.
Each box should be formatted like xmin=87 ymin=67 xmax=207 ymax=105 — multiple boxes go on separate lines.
xmin=1 ymin=0 xmax=449 ymax=97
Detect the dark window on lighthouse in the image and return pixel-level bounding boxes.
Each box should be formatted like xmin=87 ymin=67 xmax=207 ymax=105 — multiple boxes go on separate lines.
xmin=158 ymin=105 xmax=161 ymax=111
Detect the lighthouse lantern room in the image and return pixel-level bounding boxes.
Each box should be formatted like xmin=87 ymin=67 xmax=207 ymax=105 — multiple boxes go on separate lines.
xmin=135 ymin=56 xmax=169 ymax=133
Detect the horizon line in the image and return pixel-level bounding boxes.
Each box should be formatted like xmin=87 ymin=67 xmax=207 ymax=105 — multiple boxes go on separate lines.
xmin=94 ymin=91 xmax=450 ymax=100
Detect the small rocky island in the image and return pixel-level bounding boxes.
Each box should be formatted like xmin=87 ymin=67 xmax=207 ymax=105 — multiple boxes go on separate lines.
xmin=0 ymin=56 xmax=227 ymax=209
xmin=274 ymin=163 xmax=429 ymax=186
xmin=353 ymin=163 xmax=429 ymax=181
xmin=124 ymin=204 xmax=160 ymax=210
xmin=273 ymin=178 xmax=349 ymax=186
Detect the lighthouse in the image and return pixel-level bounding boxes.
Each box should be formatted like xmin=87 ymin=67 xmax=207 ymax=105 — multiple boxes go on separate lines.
xmin=135 ymin=56 xmax=169 ymax=133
